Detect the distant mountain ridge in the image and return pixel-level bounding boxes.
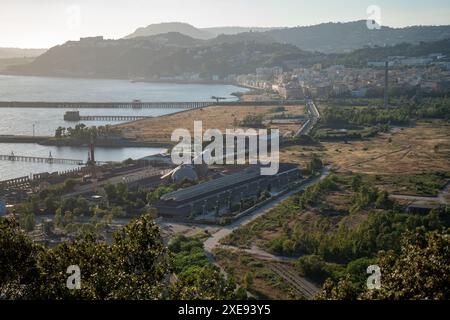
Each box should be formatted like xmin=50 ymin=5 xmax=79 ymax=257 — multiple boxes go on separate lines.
xmin=5 ymin=32 xmax=319 ymax=79
xmin=0 ymin=48 xmax=47 ymax=59
xmin=125 ymin=21 xmax=450 ymax=53
xmin=4 ymin=21 xmax=450 ymax=80
xmin=124 ymin=22 xmax=214 ymax=40
xmin=124 ymin=23 xmax=278 ymax=40
xmin=264 ymin=21 xmax=450 ymax=53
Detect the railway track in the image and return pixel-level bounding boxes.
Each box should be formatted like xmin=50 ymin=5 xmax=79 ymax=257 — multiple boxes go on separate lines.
xmin=267 ymin=262 xmax=320 ymax=299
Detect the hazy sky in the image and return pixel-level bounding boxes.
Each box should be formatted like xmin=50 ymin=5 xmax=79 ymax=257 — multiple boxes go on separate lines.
xmin=2 ymin=0 xmax=450 ymax=48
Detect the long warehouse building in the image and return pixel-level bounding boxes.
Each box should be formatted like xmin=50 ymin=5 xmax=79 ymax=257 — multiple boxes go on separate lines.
xmin=155 ymin=164 xmax=301 ymax=220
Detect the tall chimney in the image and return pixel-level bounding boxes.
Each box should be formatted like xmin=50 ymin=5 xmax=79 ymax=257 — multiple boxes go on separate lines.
xmin=384 ymin=61 xmax=389 ymax=107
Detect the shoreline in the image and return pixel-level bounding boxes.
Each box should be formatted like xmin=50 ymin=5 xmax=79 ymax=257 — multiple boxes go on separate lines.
xmin=0 ymin=135 xmax=172 ymax=148
xmin=0 ymin=72 xmax=243 ymax=87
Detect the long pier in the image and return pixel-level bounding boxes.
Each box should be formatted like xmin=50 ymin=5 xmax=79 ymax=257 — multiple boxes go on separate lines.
xmin=78 ymin=115 xmax=152 ymax=122
xmin=63 ymin=111 xmax=152 ymax=122
xmin=0 ymin=99 xmax=306 ymax=109
xmin=0 ymin=154 xmax=84 ymax=165
xmin=0 ymin=101 xmax=212 ymax=109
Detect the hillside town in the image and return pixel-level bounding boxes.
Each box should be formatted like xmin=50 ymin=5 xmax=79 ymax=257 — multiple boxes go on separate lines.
xmin=237 ymin=53 xmax=450 ymax=99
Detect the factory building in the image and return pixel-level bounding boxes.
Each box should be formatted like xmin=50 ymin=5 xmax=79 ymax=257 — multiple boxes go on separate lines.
xmin=155 ymin=164 xmax=301 ymax=220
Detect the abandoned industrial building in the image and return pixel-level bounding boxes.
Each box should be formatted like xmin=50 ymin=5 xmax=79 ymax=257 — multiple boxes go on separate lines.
xmin=155 ymin=163 xmax=302 ymax=220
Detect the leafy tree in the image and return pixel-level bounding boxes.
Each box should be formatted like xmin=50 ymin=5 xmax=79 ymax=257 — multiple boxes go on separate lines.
xmin=21 ymin=213 xmax=36 ymax=232
xmin=54 ymin=208 xmax=63 ymax=228
xmin=343 ymin=257 xmax=377 ymax=289
xmin=296 ymin=255 xmax=342 ymax=283
xmin=75 ymin=196 xmax=90 ymax=215
xmin=44 ymin=195 xmax=58 ymax=215
xmin=0 ymin=214 xmax=171 ymax=300
xmin=363 ymin=228 xmax=450 ymax=300
xmin=318 ymin=228 xmax=450 ymax=300
xmin=282 ymin=239 xmax=295 ymax=255
xmin=147 ymin=186 xmax=174 ymax=205
xmin=55 ymin=126 xmax=65 ymax=138
xmin=307 ymin=155 xmax=323 ymax=175
xmin=104 ymin=183 xmax=118 ymax=202
xmin=170 ymin=265 xmax=237 ymax=300
xmin=375 ymin=190 xmax=392 ymax=209
xmin=104 ymin=214 xmax=171 ymax=299
xmin=316 ymin=275 xmax=360 ymax=300
xmin=0 ymin=218 xmax=39 ymax=299
xmin=31 ymin=234 xmax=114 ymax=299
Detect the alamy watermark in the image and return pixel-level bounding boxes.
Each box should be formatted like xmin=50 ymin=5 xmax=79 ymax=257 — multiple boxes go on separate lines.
xmin=367 ymin=5 xmax=382 ymax=30
xmin=367 ymin=265 xmax=381 ymax=290
xmin=66 ymin=5 xmax=81 ymax=30
xmin=171 ymin=121 xmax=280 ymax=176
xmin=66 ymin=265 xmax=81 ymax=290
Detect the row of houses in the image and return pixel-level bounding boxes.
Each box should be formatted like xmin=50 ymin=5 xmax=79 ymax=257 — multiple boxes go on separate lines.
xmin=236 ymin=61 xmax=450 ymax=98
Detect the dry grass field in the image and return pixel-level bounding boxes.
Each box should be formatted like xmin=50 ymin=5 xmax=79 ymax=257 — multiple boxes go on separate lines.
xmin=323 ymin=121 xmax=450 ymax=174
xmin=281 ymin=120 xmax=450 ymax=174
xmin=280 ymin=120 xmax=450 ymax=195
xmin=119 ymin=104 xmax=305 ymax=143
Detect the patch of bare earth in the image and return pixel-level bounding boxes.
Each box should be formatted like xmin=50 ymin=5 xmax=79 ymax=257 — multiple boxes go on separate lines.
xmin=323 ymin=121 xmax=450 ymax=174
xmin=118 ymin=105 xmax=304 ymax=143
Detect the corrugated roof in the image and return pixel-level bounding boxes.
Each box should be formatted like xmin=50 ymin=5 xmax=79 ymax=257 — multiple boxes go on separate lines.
xmin=160 ymin=167 xmax=261 ymax=202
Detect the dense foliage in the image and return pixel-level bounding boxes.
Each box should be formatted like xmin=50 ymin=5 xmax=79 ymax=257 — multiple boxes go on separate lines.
xmin=0 ymin=216 xmax=239 ymax=300
xmin=15 ymin=180 xmax=193 ymax=236
xmin=317 ymin=228 xmax=450 ymax=300
xmin=321 ymin=97 xmax=450 ymax=129
xmin=222 ymin=170 xmax=450 ymax=300
xmin=168 ymin=235 xmax=240 ymax=300
xmin=0 ymin=215 xmax=170 ymax=299
xmin=267 ymin=175 xmax=449 ymax=262
xmin=55 ymin=124 xmax=121 ymax=140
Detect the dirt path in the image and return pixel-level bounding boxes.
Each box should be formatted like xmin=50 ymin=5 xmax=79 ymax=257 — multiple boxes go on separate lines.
xmin=346 ymin=145 xmax=411 ymax=169
xmin=390 ymin=180 xmax=450 ymax=205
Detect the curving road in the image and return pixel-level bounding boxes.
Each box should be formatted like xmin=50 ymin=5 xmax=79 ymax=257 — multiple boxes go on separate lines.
xmin=295 ymin=99 xmax=320 ymax=137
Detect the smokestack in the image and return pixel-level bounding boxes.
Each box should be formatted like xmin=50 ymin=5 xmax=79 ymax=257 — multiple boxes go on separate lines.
xmin=384 ymin=61 xmax=389 ymax=107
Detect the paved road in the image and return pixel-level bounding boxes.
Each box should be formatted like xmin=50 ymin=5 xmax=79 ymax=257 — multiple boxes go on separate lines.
xmin=295 ymin=99 xmax=320 ymax=137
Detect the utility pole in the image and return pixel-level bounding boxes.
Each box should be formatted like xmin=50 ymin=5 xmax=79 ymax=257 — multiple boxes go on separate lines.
xmin=87 ymin=132 xmax=98 ymax=193
xmin=32 ymin=123 xmax=35 ymax=137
